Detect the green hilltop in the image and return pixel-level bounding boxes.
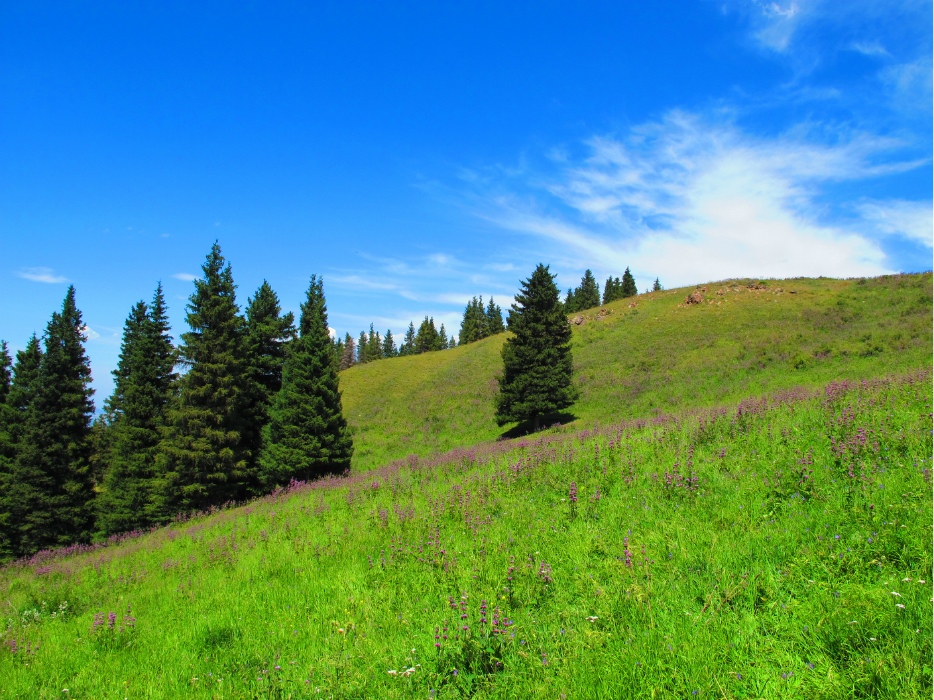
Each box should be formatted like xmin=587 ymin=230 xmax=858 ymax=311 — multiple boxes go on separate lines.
xmin=343 ymin=273 xmax=933 ymax=471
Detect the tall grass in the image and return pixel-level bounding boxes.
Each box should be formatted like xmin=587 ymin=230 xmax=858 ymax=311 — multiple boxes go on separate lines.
xmin=341 ymin=273 xmax=933 ymax=472
xmin=2 ymin=368 xmax=930 ymax=698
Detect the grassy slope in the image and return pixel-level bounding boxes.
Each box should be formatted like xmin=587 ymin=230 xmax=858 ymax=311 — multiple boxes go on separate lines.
xmin=343 ymin=273 xmax=933 ymax=471
xmin=1 ymin=371 xmax=930 ymax=698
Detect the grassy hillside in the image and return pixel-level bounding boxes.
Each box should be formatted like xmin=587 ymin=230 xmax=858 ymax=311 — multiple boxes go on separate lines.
xmin=1 ymin=370 xmax=930 ymax=698
xmin=342 ymin=273 xmax=933 ymax=471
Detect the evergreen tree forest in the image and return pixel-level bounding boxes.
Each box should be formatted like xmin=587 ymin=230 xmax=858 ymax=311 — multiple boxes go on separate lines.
xmin=0 ymin=243 xmax=355 ymax=559
xmin=458 ymin=296 xmax=505 ymax=345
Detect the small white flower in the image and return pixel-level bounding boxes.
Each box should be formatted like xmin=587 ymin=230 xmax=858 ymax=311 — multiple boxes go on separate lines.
xmin=869 ymin=637 xmax=877 ymax=641
xmin=387 ymin=670 xmax=397 ymax=675
xmin=903 ymin=578 xmax=912 ymax=582
xmin=896 ymin=604 xmax=905 ymax=609
xmin=890 ymin=591 xmax=902 ymax=597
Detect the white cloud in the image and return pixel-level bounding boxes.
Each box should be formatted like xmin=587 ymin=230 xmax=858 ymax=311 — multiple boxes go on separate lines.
xmin=172 ymin=273 xmax=198 ymax=281
xmin=78 ymin=325 xmax=100 ymax=341
xmin=16 ymin=267 xmax=68 ymax=283
xmin=467 ymin=110 xmax=928 ymax=287
xmin=855 ymin=199 xmax=933 ymax=246
xmin=328 ymin=274 xmax=398 ymax=290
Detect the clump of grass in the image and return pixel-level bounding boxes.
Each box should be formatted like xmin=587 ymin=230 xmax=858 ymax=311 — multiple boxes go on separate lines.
xmin=342 ymin=273 xmax=933 ymax=472
xmin=1 ymin=368 xmax=930 ymax=698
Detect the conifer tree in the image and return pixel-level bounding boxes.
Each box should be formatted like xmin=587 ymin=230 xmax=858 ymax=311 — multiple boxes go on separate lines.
xmin=486 ymin=297 xmax=505 ymax=334
xmin=340 ymin=333 xmax=356 ymax=370
xmin=5 ymin=336 xmax=42 ymax=448
xmin=449 ymin=335 xmax=458 ymax=349
xmin=366 ymin=324 xmax=382 ymax=361
xmin=7 ymin=287 xmax=96 ymax=554
xmin=260 ymin=276 xmax=353 ymax=487
xmin=0 ymin=343 xmax=10 ymax=405
xmin=244 ymin=281 xmax=295 ymax=421
xmin=153 ymin=243 xmax=253 ymax=517
xmin=495 ymin=265 xmax=577 ymax=431
xmin=416 ymin=316 xmax=441 ymax=353
xmin=438 ymin=324 xmax=448 ymax=348
xmin=603 ymin=276 xmax=623 ymax=305
xmin=563 ymin=288 xmax=577 ymax=314
xmin=401 ymin=322 xmax=417 ymax=356
xmin=357 ymin=330 xmax=369 ymax=364
xmin=621 ymin=267 xmax=638 ymax=298
xmin=652 ymin=278 xmax=663 ymax=292
xmin=382 ymin=330 xmax=397 ymax=358
xmin=96 ymin=286 xmax=178 ymax=536
xmin=578 ymin=270 xmax=601 ymax=310
xmin=0 ymin=342 xmax=14 ymax=557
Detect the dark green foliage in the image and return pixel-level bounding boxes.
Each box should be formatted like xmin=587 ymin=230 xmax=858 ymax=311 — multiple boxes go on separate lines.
xmin=602 ymin=277 xmax=622 ymax=305
xmin=564 ymin=270 xmax=601 ymax=313
xmin=459 ymin=295 xmax=505 ymax=345
xmin=0 ymin=342 xmax=11 ymax=404
xmin=459 ymin=297 xmax=487 ymax=344
xmin=6 ymin=287 xmax=96 ymax=554
xmin=357 ymin=331 xmax=369 ymax=364
xmin=340 ymin=333 xmax=356 ymax=370
xmin=244 ymin=280 xmax=296 ymax=420
xmin=621 ymin=267 xmax=638 ymax=298
xmin=495 ymin=265 xmax=577 ymax=430
xmin=416 ymin=316 xmax=442 ymax=353
xmin=486 ymin=298 xmax=505 ymax=335
xmin=366 ymin=324 xmax=382 ymax=362
xmin=382 ymin=330 xmax=397 ymax=358
xmin=0 ymin=342 xmax=14 ymax=557
xmin=96 ymin=286 xmax=178 ymax=537
xmin=259 ymin=276 xmax=353 ymax=487
xmin=0 ymin=335 xmax=43 ymax=555
xmin=332 ymin=335 xmax=345 ymax=374
xmin=439 ymin=324 xmax=448 ymax=349
xmin=652 ymin=278 xmax=663 ymax=292
xmin=154 ymin=243 xmax=254 ymax=517
xmin=400 ymin=322 xmax=417 ymax=356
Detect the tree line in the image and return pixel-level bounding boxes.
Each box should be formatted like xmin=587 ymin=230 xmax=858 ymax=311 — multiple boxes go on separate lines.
xmin=334 ymin=294 xmax=506 ymax=370
xmin=0 ymin=243 xmax=352 ymax=558
xmin=563 ymin=268 xmax=663 ymax=314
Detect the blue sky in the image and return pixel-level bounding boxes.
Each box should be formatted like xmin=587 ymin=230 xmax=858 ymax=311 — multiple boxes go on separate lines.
xmin=1 ymin=0 xmax=931 ymax=407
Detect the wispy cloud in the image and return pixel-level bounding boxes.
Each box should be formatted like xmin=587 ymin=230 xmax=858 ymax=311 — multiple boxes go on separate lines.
xmin=460 ymin=109 xmax=929 ymax=288
xmin=16 ymin=267 xmax=68 ymax=283
xmin=172 ymin=273 xmax=198 ymax=282
xmin=854 ymin=199 xmax=933 ymax=246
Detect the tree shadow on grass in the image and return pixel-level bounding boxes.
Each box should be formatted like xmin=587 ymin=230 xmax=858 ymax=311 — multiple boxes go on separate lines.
xmin=496 ymin=411 xmax=579 ymax=440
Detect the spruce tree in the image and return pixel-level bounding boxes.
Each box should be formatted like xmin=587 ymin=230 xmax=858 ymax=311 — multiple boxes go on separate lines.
xmin=486 ymin=297 xmax=505 ymax=335
xmin=578 ymin=270 xmax=601 ymax=310
xmin=621 ymin=267 xmax=638 ymax=298
xmin=367 ymin=324 xmax=382 ymax=361
xmin=652 ymin=278 xmax=663 ymax=292
xmin=0 ymin=342 xmax=14 ymax=557
xmin=260 ymin=276 xmax=353 ymax=487
xmin=97 ymin=286 xmax=178 ymax=536
xmin=438 ymin=324 xmax=448 ymax=348
xmin=382 ymin=330 xmax=397 ymax=358
xmin=244 ymin=281 xmax=295 ymax=421
xmin=416 ymin=316 xmax=441 ymax=353
xmin=401 ymin=322 xmax=416 ymax=356
xmin=7 ymin=287 xmax=96 ymax=554
xmin=153 ymin=243 xmax=253 ymax=517
xmin=495 ymin=265 xmax=577 ymax=431
xmin=340 ymin=333 xmax=356 ymax=370
xmin=563 ymin=288 xmax=578 ymax=314
xmin=357 ymin=330 xmax=369 ymax=364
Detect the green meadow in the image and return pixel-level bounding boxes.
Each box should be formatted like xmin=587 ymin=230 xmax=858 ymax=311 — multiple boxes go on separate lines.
xmin=1 ymin=273 xmax=931 ymax=699
xmin=342 ymin=274 xmax=933 ymax=471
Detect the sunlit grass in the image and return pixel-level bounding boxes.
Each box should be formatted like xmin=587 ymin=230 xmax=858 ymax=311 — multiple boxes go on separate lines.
xmin=2 ymin=369 xmax=930 ymax=698
xmin=341 ymin=273 xmax=933 ymax=472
